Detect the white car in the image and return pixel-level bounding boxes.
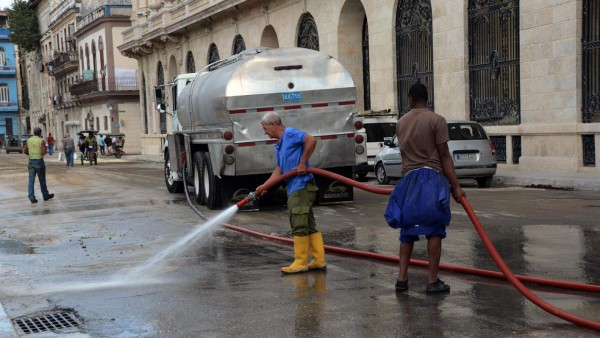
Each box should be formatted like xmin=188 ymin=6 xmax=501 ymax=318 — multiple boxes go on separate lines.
xmin=374 ymin=121 xmax=497 ymax=187
xmin=374 ymin=135 xmax=402 ymax=184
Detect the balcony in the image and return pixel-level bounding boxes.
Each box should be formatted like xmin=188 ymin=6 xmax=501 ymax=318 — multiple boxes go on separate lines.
xmin=49 ymin=0 xmax=80 ymax=28
xmin=51 ymin=51 xmax=78 ymax=77
xmin=70 ymin=76 xmax=138 ymax=98
xmin=76 ymin=4 xmax=132 ymax=31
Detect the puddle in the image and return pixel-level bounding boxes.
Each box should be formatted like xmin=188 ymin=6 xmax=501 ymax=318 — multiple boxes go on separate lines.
xmin=0 ymin=239 xmax=36 ymax=254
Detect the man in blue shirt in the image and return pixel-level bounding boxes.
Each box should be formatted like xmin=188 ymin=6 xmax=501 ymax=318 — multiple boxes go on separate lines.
xmin=257 ymin=112 xmax=326 ymax=274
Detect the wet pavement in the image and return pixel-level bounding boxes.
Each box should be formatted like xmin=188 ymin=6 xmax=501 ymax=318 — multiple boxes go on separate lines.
xmin=0 ymin=153 xmax=598 ymax=337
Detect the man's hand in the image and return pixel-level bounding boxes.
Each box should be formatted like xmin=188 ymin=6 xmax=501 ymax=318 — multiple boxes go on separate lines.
xmin=296 ymin=163 xmax=307 ymax=175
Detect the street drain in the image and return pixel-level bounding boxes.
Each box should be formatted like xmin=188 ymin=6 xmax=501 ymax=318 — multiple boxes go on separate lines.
xmin=13 ymin=310 xmax=81 ymax=335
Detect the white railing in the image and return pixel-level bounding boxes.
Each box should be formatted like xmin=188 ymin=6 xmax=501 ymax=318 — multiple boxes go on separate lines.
xmin=50 ymin=0 xmax=79 ymax=24
xmin=76 ymin=5 xmax=133 ymax=31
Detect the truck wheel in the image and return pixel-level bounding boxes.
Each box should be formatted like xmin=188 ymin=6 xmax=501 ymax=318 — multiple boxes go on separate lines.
xmin=202 ymin=152 xmax=222 ymax=210
xmin=165 ymin=151 xmax=183 ymax=193
xmin=193 ymin=152 xmax=206 ymax=204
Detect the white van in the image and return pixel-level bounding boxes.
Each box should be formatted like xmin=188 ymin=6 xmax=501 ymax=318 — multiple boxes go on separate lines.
xmin=353 ymin=110 xmax=398 ymax=179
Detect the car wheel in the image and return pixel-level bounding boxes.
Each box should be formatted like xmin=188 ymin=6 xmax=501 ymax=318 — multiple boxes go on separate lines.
xmin=375 ymin=163 xmax=390 ymax=185
xmin=164 ymin=150 xmax=183 ymax=193
xmin=476 ymin=176 xmax=493 ymax=188
xmin=193 ymin=152 xmax=205 ymax=205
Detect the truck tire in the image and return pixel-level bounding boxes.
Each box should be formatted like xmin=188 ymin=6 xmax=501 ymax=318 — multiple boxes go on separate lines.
xmin=193 ymin=152 xmax=206 ymax=204
xmin=202 ymin=152 xmax=222 ymax=210
xmin=164 ymin=151 xmax=183 ymax=193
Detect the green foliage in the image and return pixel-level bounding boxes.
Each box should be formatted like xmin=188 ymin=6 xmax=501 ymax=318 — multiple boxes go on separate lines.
xmin=7 ymin=0 xmax=42 ymax=53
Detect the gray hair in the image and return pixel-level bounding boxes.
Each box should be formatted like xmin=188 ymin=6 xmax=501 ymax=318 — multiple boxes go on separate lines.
xmin=261 ymin=111 xmax=282 ymax=125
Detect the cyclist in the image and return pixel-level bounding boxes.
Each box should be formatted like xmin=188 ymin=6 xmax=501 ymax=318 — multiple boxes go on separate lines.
xmin=84 ymin=133 xmax=98 ymax=160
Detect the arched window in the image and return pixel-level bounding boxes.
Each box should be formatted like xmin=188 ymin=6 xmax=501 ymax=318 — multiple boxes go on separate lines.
xmin=583 ymin=0 xmax=600 ymax=123
xmin=396 ymin=0 xmax=434 ymax=116
xmin=85 ymin=43 xmax=90 ymax=70
xmin=80 ymin=47 xmax=84 ymax=73
xmin=232 ymin=35 xmax=246 ymax=55
xmin=186 ymin=51 xmax=195 ymax=73
xmin=91 ymin=40 xmax=97 ymax=80
xmin=362 ymin=16 xmax=370 ymax=111
xmin=142 ymin=72 xmax=148 ymax=134
xmin=297 ymin=13 xmax=319 ymax=51
xmin=468 ymin=0 xmax=520 ymax=125
xmin=0 ymin=47 xmax=6 ymax=66
xmin=99 ymin=36 xmax=106 ymax=90
xmin=157 ymin=61 xmax=166 ymax=134
xmin=208 ymin=43 xmax=220 ymax=64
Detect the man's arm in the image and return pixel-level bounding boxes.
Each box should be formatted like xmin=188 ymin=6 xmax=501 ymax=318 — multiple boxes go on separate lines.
xmin=256 ymin=166 xmax=282 ymax=196
xmin=41 ymin=141 xmax=48 ymax=155
xmin=436 ymin=142 xmax=465 ymax=202
xmin=295 ymin=133 xmax=317 ymax=175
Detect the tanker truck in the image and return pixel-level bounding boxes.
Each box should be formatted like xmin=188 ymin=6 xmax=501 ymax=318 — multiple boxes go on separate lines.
xmin=157 ymin=47 xmax=367 ymax=209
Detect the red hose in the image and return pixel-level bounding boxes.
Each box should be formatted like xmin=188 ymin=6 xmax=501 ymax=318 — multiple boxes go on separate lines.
xmin=230 ymin=167 xmax=600 ymax=330
xmin=460 ymin=196 xmax=600 ymax=331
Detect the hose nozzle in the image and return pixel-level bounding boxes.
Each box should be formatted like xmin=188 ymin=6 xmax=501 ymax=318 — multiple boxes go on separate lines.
xmin=247 ymin=191 xmax=258 ymax=202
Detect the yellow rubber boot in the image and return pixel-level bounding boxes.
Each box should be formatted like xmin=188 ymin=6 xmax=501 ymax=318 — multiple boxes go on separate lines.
xmin=308 ymin=232 xmax=327 ymax=271
xmin=281 ymin=236 xmax=309 ymax=274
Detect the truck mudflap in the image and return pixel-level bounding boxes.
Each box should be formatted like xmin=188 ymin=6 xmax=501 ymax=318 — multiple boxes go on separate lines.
xmin=314 ymin=166 xmax=354 ymax=204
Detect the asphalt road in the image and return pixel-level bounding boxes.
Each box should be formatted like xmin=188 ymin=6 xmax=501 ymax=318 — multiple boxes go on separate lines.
xmin=0 ymin=153 xmax=598 ymax=337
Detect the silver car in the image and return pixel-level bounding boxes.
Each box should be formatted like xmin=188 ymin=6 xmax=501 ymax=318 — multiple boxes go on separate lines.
xmin=374 ymin=121 xmax=497 ymax=187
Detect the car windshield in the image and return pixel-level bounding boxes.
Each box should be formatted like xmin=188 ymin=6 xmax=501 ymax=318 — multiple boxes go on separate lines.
xmin=447 ymin=123 xmax=487 ymax=140
xmin=364 ymin=123 xmax=397 ymax=142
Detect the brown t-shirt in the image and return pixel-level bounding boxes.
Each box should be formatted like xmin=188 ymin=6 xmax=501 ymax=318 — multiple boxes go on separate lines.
xmin=396 ymin=108 xmax=449 ymax=175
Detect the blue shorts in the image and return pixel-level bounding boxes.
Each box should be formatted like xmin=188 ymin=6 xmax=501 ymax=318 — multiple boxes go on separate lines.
xmin=384 ymin=167 xmax=451 ymax=243
xmin=400 ymin=224 xmax=447 ymax=243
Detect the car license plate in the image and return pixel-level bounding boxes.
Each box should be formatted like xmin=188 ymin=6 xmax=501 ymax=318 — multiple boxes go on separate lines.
xmin=455 ymin=153 xmax=476 ymax=160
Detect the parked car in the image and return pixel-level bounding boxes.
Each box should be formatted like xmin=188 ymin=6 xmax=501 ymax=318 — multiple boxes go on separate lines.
xmin=5 ymin=135 xmax=24 ymax=154
xmin=374 ymin=120 xmax=497 ymax=187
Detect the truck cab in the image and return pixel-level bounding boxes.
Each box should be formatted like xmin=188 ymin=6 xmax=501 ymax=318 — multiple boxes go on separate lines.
xmin=353 ymin=110 xmax=398 ymax=179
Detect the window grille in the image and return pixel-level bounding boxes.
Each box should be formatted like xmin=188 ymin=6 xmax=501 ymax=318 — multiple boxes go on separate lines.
xmin=396 ymin=0 xmax=434 ymax=116
xmin=297 ymin=13 xmax=319 ymax=51
xmin=232 ymin=35 xmax=246 ymax=55
xmin=208 ymin=43 xmax=220 ymax=64
xmin=468 ymin=0 xmax=520 ymax=125
xmin=582 ymin=0 xmax=600 ymax=122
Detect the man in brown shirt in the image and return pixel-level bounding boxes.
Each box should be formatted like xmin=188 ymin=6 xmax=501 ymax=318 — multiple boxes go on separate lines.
xmin=385 ymin=83 xmax=465 ymax=294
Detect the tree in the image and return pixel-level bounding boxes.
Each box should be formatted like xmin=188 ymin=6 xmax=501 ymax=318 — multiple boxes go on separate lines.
xmin=7 ymin=0 xmax=41 ymax=53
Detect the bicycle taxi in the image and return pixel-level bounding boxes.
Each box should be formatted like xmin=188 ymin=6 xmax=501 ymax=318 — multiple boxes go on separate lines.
xmin=77 ymin=130 xmax=98 ymax=165
xmin=104 ymin=133 xmax=126 ymax=158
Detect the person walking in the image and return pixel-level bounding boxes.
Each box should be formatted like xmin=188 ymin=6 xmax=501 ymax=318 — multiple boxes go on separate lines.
xmin=23 ymin=127 xmax=54 ymax=204
xmin=256 ymin=111 xmax=326 ymax=274
xmin=47 ymin=133 xmax=54 ymax=155
xmin=62 ymin=133 xmax=75 ymax=167
xmin=98 ymin=135 xmax=105 ymax=155
xmin=385 ymin=83 xmax=465 ymax=294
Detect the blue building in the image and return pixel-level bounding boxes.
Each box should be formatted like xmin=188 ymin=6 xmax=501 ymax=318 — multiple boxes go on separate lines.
xmin=0 ymin=11 xmax=19 ymax=147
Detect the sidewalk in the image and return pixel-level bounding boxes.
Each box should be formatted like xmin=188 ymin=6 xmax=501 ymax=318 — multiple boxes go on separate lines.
xmin=134 ymin=155 xmax=600 ymax=191
xmin=494 ymin=166 xmax=600 ymax=191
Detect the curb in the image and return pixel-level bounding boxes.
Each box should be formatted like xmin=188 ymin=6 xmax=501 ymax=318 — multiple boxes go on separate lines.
xmin=0 ymin=302 xmax=18 ymax=337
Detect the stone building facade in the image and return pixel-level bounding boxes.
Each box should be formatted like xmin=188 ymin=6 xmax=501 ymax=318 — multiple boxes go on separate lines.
xmin=22 ymin=0 xmax=142 ymax=154
xmin=118 ymin=0 xmax=599 ymax=175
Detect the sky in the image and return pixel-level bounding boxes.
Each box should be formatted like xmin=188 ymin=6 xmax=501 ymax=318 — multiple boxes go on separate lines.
xmin=0 ymin=0 xmax=11 ymax=11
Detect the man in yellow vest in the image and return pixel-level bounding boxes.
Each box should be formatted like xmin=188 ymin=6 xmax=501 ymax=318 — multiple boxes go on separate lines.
xmin=23 ymin=127 xmax=54 ymax=204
